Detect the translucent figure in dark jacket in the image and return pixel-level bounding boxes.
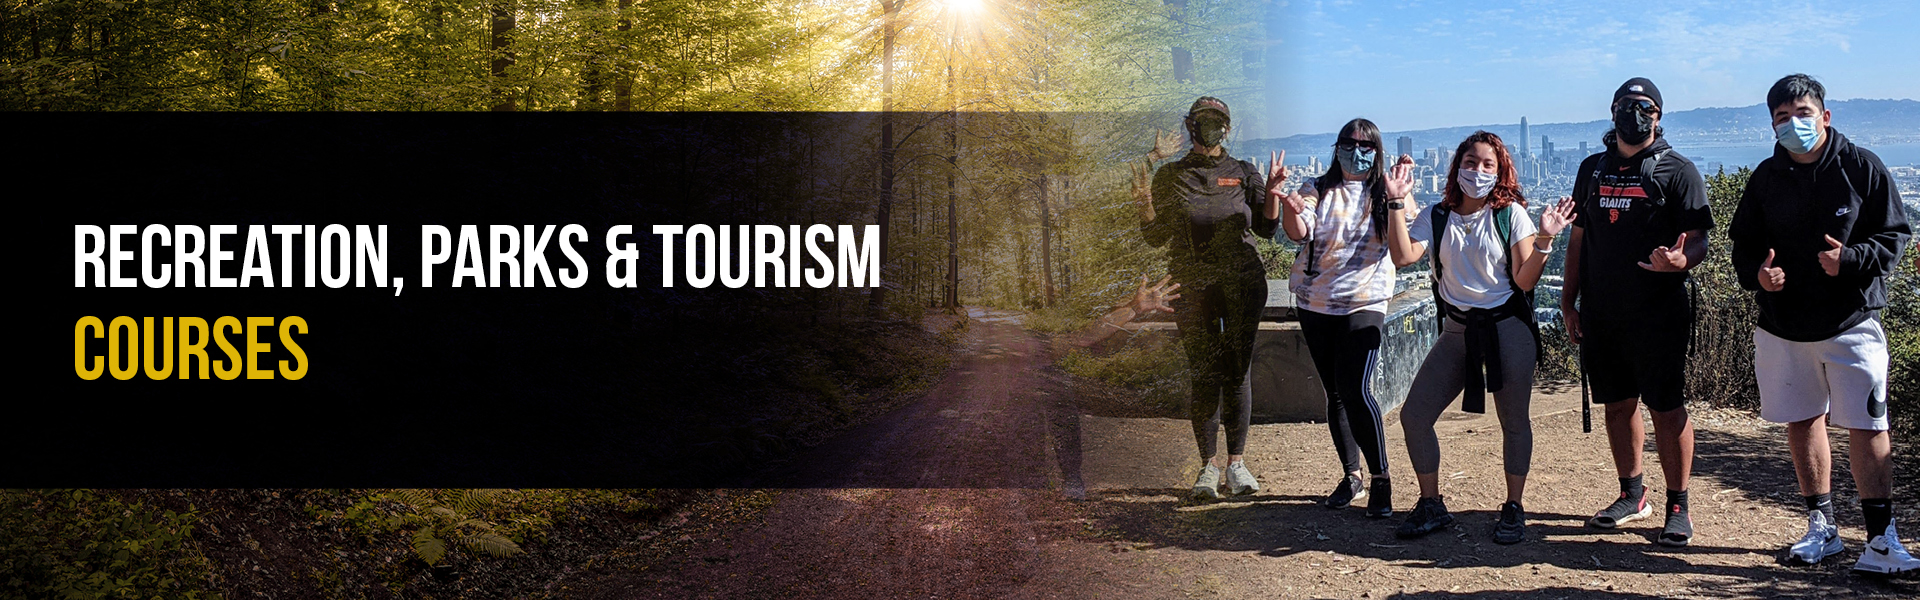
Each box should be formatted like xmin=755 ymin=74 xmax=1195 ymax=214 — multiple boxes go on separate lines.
xmin=1132 ymin=97 xmax=1277 ymax=498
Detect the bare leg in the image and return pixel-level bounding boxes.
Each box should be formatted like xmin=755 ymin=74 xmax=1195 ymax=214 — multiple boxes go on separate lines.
xmin=1848 ymin=428 xmax=1892 ymax=499
xmin=1652 ymin=406 xmax=1694 ymax=492
xmin=1605 ymin=399 xmax=1645 ymax=479
xmin=1787 ymin=415 xmax=1832 ymax=497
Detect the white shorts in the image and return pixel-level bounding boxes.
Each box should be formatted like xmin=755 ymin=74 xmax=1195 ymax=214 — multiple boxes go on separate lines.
xmin=1754 ymin=315 xmax=1891 ymax=431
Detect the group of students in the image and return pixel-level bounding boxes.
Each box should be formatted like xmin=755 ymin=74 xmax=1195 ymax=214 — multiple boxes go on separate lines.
xmin=1125 ymin=75 xmax=1917 ymax=575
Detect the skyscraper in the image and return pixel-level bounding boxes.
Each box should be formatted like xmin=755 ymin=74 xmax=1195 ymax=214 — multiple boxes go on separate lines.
xmin=1520 ymin=117 xmax=1530 ymax=159
xmin=1398 ymin=136 xmax=1413 ymax=159
xmin=1580 ymin=140 xmax=1588 ymax=158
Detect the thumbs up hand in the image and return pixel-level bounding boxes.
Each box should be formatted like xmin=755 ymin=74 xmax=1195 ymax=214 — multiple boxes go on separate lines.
xmin=1819 ymin=235 xmax=1845 ymax=277
xmin=1760 ymin=249 xmax=1786 ymax=292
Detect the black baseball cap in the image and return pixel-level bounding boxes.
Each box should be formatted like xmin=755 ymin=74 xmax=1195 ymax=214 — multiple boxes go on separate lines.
xmin=1189 ymin=96 xmax=1230 ymax=122
xmin=1613 ymin=78 xmax=1662 ymax=112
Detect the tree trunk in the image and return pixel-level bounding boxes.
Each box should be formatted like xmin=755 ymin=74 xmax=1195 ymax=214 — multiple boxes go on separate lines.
xmin=944 ymin=63 xmax=959 ymax=311
xmin=577 ymin=0 xmax=606 ymax=110
xmin=1038 ymin=175 xmax=1055 ymax=306
xmin=490 ymin=1 xmax=516 ymax=111
xmin=869 ymin=0 xmax=899 ymax=314
xmin=613 ymin=0 xmax=632 ymax=110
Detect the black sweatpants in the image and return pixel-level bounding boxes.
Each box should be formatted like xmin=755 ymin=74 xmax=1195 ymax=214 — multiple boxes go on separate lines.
xmin=1299 ymin=308 xmax=1391 ymax=477
xmin=1176 ymin=263 xmax=1267 ymax=460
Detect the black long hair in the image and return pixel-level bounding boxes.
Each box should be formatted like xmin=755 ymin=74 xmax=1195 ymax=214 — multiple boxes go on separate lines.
xmin=1314 ymin=118 xmax=1390 ymax=237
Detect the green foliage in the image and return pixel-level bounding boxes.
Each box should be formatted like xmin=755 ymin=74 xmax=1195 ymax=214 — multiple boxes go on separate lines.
xmin=1884 ymin=231 xmax=1920 ymax=436
xmin=0 ymin=0 xmax=853 ymax=111
xmin=1683 ymin=168 xmax=1764 ymax=409
xmin=1023 ymin=302 xmax=1094 ymax=334
xmin=1057 ymin=333 xmax=1190 ymax=410
xmin=0 ymin=489 xmax=219 ymax=599
xmin=384 ymin=490 xmax=522 ymax=566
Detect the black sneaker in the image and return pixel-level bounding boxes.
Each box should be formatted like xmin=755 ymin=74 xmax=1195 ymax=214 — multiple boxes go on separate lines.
xmin=1587 ymin=493 xmax=1652 ymax=529
xmin=1324 ymin=474 xmax=1366 ymax=509
xmin=1365 ymin=477 xmax=1393 ymax=518
xmin=1659 ymin=504 xmax=1693 ymax=547
xmin=1395 ymin=496 xmax=1454 ymax=539
xmin=1493 ymin=501 xmax=1526 ymax=545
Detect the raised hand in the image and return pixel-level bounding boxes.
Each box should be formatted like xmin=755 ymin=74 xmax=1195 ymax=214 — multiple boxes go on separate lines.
xmin=1638 ymin=232 xmax=1691 ymax=272
xmin=1131 ymin=160 xmax=1155 ymax=223
xmin=1759 ymin=249 xmax=1786 ymax=291
xmin=1264 ymin=150 xmax=1307 ymax=215
xmin=1538 ymin=195 xmax=1577 ymax=237
xmin=1148 ymin=129 xmax=1184 ymax=162
xmin=1385 ymin=154 xmax=1416 ymax=200
xmin=1130 ymin=274 xmax=1182 ymax=315
xmin=1819 ymin=234 xmax=1845 ymax=276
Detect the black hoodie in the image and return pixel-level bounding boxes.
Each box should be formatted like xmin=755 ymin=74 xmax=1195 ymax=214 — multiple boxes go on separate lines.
xmin=1729 ymin=128 xmax=1911 ymax=342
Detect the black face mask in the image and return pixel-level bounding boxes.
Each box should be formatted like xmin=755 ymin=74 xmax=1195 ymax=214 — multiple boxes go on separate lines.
xmin=1613 ymin=106 xmax=1653 ymax=145
xmin=1189 ymin=114 xmax=1228 ymax=149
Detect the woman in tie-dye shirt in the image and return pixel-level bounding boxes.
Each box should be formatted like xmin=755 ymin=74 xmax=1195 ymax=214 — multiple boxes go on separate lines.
xmin=1267 ymin=118 xmax=1416 ymax=519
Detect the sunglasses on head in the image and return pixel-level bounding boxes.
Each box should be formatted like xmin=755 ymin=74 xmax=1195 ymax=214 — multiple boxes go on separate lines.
xmin=1616 ymin=98 xmax=1658 ymax=115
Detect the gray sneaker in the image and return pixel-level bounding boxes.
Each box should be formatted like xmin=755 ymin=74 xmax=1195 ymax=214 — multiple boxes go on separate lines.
xmin=1192 ymin=464 xmax=1223 ymax=500
xmin=1225 ymin=461 xmax=1259 ymax=496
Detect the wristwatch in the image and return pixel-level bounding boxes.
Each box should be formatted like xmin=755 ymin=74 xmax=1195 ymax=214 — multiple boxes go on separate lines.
xmin=1386 ymin=199 xmax=1405 ymax=210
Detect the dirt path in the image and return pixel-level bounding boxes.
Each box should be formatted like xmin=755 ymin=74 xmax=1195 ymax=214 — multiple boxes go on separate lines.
xmin=568 ymin=310 xmax=1919 ymax=599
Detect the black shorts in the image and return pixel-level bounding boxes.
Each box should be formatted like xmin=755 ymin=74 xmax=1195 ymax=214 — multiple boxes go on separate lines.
xmin=1581 ymin=311 xmax=1689 ymax=413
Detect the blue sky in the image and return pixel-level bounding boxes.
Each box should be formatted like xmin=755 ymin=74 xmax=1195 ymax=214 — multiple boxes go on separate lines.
xmin=1252 ymin=0 xmax=1920 ymax=139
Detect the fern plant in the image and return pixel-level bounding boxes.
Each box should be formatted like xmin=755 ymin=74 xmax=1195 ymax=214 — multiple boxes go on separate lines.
xmin=385 ymin=489 xmax=522 ymax=566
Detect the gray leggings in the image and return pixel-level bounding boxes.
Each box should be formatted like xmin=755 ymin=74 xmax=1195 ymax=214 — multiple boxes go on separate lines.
xmin=1401 ymin=314 xmax=1536 ymax=477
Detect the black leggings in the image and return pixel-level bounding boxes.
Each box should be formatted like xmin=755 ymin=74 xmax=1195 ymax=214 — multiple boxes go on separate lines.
xmin=1176 ymin=266 xmax=1267 ymax=460
xmin=1298 ymin=309 xmax=1390 ymax=477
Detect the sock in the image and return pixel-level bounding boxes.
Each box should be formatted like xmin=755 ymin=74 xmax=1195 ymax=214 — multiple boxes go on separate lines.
xmin=1805 ymin=492 xmax=1835 ymax=526
xmin=1668 ymin=489 xmax=1689 ymax=513
xmin=1620 ymin=474 xmax=1645 ymax=500
xmin=1863 ymin=498 xmax=1893 ymax=540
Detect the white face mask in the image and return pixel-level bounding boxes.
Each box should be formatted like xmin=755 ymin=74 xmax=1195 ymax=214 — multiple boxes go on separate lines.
xmin=1456 ymin=168 xmax=1498 ymax=199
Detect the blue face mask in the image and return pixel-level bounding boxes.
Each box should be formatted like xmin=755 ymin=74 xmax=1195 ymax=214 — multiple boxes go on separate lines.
xmin=1457 ymin=168 xmax=1498 ymax=199
xmin=1337 ymin=146 xmax=1376 ymax=174
xmin=1774 ymin=115 xmax=1821 ymax=155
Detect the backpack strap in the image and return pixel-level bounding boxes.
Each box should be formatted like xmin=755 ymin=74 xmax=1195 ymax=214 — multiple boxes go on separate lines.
xmin=1495 ymin=204 xmax=1523 ymax=292
xmin=1429 ymin=203 xmax=1451 ymax=280
xmin=1641 ymin=148 xmax=1671 ymax=206
xmin=1429 ymin=203 xmax=1453 ymax=327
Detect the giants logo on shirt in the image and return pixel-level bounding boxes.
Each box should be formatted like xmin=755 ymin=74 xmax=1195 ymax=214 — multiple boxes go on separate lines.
xmin=1216 ymin=177 xmax=1242 ymax=187
xmin=1596 ymin=182 xmax=1643 ymax=223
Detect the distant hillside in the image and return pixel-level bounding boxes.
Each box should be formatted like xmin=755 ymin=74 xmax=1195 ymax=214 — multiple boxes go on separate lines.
xmin=1243 ymin=99 xmax=1920 ymax=160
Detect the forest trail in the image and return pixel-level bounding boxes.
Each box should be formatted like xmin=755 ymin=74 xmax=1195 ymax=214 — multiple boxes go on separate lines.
xmin=569 ymin=309 xmax=1919 ymax=599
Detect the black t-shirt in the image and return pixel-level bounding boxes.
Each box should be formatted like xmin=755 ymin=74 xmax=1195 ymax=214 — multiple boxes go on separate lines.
xmin=1570 ymin=138 xmax=1713 ymax=320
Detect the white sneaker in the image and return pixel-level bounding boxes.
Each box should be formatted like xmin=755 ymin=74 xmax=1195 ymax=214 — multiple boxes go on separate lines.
xmin=1192 ymin=464 xmax=1222 ymax=500
xmin=1790 ymin=510 xmax=1844 ymax=565
xmin=1854 ymin=520 xmax=1920 ymax=575
xmin=1225 ymin=461 xmax=1259 ymax=496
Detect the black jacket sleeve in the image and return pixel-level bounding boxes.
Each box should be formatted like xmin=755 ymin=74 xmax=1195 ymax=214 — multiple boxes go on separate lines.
xmin=1729 ymin=170 xmax=1769 ymax=292
xmin=1242 ymin=159 xmax=1279 ymax=240
xmin=1839 ymin=153 xmax=1912 ymax=279
xmin=1142 ymin=164 xmax=1178 ymax=249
